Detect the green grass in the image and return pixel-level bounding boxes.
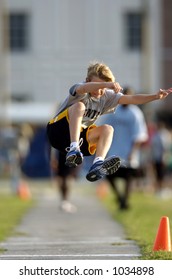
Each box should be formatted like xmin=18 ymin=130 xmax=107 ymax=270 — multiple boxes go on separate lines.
xmin=103 ymin=189 xmax=172 ymax=260
xmin=0 ymin=194 xmax=34 ymax=243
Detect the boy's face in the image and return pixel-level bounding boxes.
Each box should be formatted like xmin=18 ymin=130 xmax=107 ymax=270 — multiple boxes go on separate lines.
xmin=88 ymin=76 xmax=106 ymax=99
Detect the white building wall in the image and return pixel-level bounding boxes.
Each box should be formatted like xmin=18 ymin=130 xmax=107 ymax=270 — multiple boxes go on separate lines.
xmin=0 ymin=0 xmax=11 ymax=123
xmin=7 ymin=0 xmax=162 ymax=108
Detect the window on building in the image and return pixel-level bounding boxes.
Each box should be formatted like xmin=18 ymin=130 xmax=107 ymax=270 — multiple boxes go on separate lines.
xmin=125 ymin=12 xmax=143 ymax=51
xmin=9 ymin=13 xmax=29 ymax=51
xmin=11 ymin=93 xmax=33 ymax=102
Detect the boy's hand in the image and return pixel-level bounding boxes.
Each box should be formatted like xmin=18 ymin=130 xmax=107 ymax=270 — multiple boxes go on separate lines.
xmin=157 ymin=88 xmax=172 ymax=99
xmin=111 ymin=82 xmax=123 ymax=93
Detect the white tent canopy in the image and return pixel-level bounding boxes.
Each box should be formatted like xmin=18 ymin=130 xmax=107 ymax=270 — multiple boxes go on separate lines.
xmin=1 ymin=102 xmax=55 ymax=124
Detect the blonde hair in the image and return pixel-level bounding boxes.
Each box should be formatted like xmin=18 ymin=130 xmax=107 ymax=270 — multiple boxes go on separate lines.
xmin=86 ymin=61 xmax=115 ymax=82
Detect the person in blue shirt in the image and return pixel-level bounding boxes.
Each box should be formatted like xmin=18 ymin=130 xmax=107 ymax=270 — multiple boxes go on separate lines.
xmin=98 ymin=87 xmax=148 ymax=209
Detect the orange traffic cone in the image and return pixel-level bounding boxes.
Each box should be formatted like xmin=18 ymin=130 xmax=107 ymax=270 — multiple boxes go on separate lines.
xmin=153 ymin=216 xmax=172 ymax=251
xmin=17 ymin=180 xmax=31 ymax=200
xmin=96 ymin=180 xmax=109 ymax=199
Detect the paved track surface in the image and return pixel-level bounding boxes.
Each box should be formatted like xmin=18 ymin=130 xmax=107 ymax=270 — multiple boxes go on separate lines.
xmin=0 ymin=180 xmax=141 ymax=260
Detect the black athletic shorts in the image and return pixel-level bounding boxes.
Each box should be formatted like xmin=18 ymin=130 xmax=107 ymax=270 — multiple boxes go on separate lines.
xmin=46 ymin=109 xmax=97 ymax=156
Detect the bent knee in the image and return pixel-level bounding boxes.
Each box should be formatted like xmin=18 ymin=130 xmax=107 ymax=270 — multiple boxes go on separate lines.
xmin=70 ymin=101 xmax=86 ymax=111
xmin=68 ymin=102 xmax=86 ymax=117
xmin=101 ymin=124 xmax=114 ymax=135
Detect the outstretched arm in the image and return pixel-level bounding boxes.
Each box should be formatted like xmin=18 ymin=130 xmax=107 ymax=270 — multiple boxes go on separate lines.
xmin=118 ymin=88 xmax=172 ymax=105
xmin=76 ymin=81 xmax=122 ymax=94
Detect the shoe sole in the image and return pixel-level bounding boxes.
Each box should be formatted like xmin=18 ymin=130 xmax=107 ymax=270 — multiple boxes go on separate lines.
xmin=86 ymin=168 xmax=104 ymax=182
xmin=86 ymin=156 xmax=121 ymax=182
xmin=65 ymin=154 xmax=83 ymax=167
xmin=100 ymin=156 xmax=121 ymax=175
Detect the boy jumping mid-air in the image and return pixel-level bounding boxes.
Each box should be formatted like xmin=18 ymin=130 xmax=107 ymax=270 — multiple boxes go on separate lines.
xmin=47 ymin=62 xmax=172 ymax=182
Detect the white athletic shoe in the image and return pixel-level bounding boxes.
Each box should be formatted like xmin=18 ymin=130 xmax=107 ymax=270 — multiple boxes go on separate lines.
xmin=60 ymin=200 xmax=77 ymax=213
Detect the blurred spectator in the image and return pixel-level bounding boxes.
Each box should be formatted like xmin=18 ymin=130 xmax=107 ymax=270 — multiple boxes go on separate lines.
xmin=150 ymin=121 xmax=172 ymax=195
xmin=98 ymin=87 xmax=148 ymax=209
xmin=0 ymin=125 xmax=21 ymax=193
xmin=50 ymin=149 xmax=81 ymax=213
xmin=18 ymin=123 xmax=34 ymax=166
xmin=21 ymin=126 xmax=51 ymax=178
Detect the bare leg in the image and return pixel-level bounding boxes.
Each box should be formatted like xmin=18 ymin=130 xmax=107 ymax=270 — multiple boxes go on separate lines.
xmin=58 ymin=176 xmax=68 ymax=200
xmin=87 ymin=125 xmax=114 ymax=159
xmin=68 ymin=102 xmax=86 ymax=142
